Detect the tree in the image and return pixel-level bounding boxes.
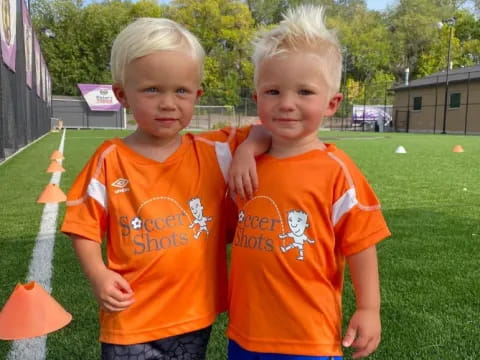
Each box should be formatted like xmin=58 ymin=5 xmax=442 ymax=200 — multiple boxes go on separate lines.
xmin=169 ymin=0 xmax=255 ymax=106
xmin=31 ymin=0 xmax=165 ymax=96
xmin=385 ymin=0 xmax=456 ymax=80
xmin=416 ymin=9 xmax=480 ymax=76
xmin=129 ymin=0 xmax=163 ymax=19
xmin=32 ymin=0 xmax=134 ymax=95
xmin=330 ymin=8 xmax=392 ymax=82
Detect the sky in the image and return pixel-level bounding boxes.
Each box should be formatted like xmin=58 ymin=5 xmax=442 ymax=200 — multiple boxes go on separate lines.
xmin=365 ymin=0 xmax=393 ymax=12
xmin=113 ymin=0 xmax=395 ymax=12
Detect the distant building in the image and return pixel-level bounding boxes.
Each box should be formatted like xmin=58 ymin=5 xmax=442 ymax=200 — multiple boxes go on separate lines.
xmin=391 ymin=64 xmax=480 ymax=134
xmin=52 ymin=84 xmax=125 ymax=129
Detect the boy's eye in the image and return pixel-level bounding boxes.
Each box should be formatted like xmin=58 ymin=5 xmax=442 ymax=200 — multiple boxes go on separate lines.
xmin=176 ymin=88 xmax=188 ymax=94
xmin=265 ymin=89 xmax=279 ymax=95
xmin=144 ymin=87 xmax=157 ymax=93
xmin=299 ymin=89 xmax=314 ymax=95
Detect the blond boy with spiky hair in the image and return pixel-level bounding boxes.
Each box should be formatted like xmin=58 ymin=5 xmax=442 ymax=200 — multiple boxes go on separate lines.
xmin=227 ymin=5 xmax=390 ymax=360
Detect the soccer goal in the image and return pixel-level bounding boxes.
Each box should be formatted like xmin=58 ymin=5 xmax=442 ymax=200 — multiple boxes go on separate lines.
xmin=189 ymin=105 xmax=236 ymax=130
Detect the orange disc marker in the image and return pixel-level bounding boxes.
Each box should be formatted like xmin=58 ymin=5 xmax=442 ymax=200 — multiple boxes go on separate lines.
xmin=452 ymin=145 xmax=464 ymax=153
xmin=50 ymin=150 xmax=64 ymax=161
xmin=46 ymin=161 xmax=65 ymax=173
xmin=0 ymin=282 xmax=72 ymax=340
xmin=37 ymin=183 xmax=67 ymax=203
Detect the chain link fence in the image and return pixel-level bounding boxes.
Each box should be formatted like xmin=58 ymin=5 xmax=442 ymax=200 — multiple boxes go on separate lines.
xmin=225 ymin=82 xmax=396 ymax=132
xmin=229 ymin=74 xmax=480 ymax=134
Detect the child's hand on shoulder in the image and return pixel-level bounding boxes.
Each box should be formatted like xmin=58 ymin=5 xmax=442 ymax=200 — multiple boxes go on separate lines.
xmin=228 ymin=143 xmax=259 ymax=200
xmin=91 ymin=268 xmax=135 ymax=312
xmin=342 ymin=308 xmax=381 ymax=359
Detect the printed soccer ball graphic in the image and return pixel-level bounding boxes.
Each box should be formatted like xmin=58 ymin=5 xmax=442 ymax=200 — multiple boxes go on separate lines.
xmin=131 ymin=217 xmax=142 ymax=230
xmin=238 ymin=211 xmax=245 ymax=223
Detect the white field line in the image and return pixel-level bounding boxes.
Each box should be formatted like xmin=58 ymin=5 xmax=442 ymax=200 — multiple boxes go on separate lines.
xmin=7 ymin=129 xmax=67 ymax=360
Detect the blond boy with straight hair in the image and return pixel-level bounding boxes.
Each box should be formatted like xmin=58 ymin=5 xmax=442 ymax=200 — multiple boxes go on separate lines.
xmin=62 ymin=17 xmax=269 ymax=360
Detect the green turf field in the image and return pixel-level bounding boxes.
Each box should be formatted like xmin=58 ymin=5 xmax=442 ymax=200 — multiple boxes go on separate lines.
xmin=0 ymin=129 xmax=479 ymax=359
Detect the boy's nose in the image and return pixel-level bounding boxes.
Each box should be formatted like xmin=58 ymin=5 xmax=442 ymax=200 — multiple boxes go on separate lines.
xmin=158 ymin=94 xmax=176 ymax=110
xmin=278 ymin=94 xmax=295 ymax=111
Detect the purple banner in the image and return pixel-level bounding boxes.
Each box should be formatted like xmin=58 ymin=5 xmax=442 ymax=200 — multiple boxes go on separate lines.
xmin=1 ymin=0 xmax=17 ymax=71
xmin=22 ymin=0 xmax=32 ymax=87
xmin=34 ymin=33 xmax=41 ymax=97
xmin=41 ymin=55 xmax=46 ymax=101
xmin=78 ymin=84 xmax=121 ymax=111
xmin=46 ymin=70 xmax=51 ymax=106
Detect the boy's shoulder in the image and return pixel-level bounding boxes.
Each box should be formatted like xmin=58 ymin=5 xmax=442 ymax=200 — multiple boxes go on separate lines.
xmin=94 ymin=137 xmax=121 ymax=152
xmin=186 ymin=125 xmax=252 ymax=143
xmin=84 ymin=138 xmax=124 ymax=164
xmin=321 ymin=143 xmax=360 ymax=169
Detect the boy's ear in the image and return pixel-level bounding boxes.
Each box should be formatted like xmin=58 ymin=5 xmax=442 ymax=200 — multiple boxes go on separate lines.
xmin=196 ymin=88 xmax=203 ymax=99
xmin=112 ymin=83 xmax=129 ymax=108
xmin=252 ymin=92 xmax=258 ymax=104
xmin=324 ymin=93 xmax=343 ymax=117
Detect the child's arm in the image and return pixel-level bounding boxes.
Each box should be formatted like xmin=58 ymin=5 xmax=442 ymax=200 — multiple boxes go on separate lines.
xmin=342 ymin=245 xmax=381 ymax=359
xmin=71 ymin=235 xmax=135 ymax=312
xmin=228 ymin=125 xmax=271 ymax=199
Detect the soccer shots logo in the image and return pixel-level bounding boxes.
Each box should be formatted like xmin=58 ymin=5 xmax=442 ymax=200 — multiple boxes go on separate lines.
xmin=119 ymin=212 xmax=190 ymax=255
xmin=234 ymin=203 xmax=315 ymax=261
xmin=233 ymin=210 xmax=277 ymax=252
xmin=118 ymin=196 xmax=213 ymax=255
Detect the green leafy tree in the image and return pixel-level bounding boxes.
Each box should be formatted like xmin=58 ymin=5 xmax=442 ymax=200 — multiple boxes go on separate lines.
xmin=385 ymin=0 xmax=455 ymax=80
xmin=331 ymin=8 xmax=392 ymax=82
xmin=416 ymin=9 xmax=480 ymax=76
xmin=129 ymin=0 xmax=163 ymax=19
xmin=169 ymin=0 xmax=255 ymax=106
xmin=32 ymin=0 xmax=133 ymax=95
xmin=245 ymin=0 xmax=287 ymax=25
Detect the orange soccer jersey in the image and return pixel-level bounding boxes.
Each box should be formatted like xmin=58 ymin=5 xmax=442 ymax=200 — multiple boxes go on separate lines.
xmin=227 ymin=143 xmax=391 ymax=356
xmin=61 ymin=128 xmax=248 ymax=345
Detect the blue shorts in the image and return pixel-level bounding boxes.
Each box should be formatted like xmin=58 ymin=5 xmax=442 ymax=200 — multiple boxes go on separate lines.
xmin=228 ymin=340 xmax=343 ymax=360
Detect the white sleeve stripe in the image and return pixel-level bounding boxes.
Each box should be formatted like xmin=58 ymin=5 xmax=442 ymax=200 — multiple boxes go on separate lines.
xmin=66 ymin=195 xmax=87 ymax=206
xmin=214 ymin=141 xmax=232 ymax=182
xmin=93 ymin=144 xmax=116 ymax=179
xmin=332 ymin=188 xmax=358 ymax=226
xmin=327 ymin=152 xmax=382 ymax=214
xmin=87 ymin=178 xmax=107 ymax=209
xmin=358 ymin=203 xmax=381 ymax=211
xmin=327 ymin=152 xmax=354 ymax=188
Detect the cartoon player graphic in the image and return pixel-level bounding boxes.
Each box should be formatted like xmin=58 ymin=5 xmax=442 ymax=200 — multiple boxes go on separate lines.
xmin=279 ymin=210 xmax=315 ymax=261
xmin=188 ymin=197 xmax=212 ymax=239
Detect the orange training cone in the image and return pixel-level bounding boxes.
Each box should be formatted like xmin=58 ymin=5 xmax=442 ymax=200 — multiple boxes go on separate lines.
xmin=37 ymin=183 xmax=67 ymax=203
xmin=50 ymin=150 xmax=64 ymax=161
xmin=46 ymin=161 xmax=65 ymax=173
xmin=0 ymin=281 xmax=72 ymax=340
xmin=452 ymin=145 xmax=464 ymax=153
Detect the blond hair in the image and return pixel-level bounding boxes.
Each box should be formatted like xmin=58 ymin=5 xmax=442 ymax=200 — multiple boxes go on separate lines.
xmin=110 ymin=18 xmax=205 ymax=85
xmin=252 ymin=5 xmax=342 ymax=93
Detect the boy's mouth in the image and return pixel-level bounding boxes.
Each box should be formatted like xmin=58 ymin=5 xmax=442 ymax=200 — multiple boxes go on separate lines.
xmin=275 ymin=118 xmax=299 ymax=122
xmin=155 ymin=118 xmax=177 ymax=122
